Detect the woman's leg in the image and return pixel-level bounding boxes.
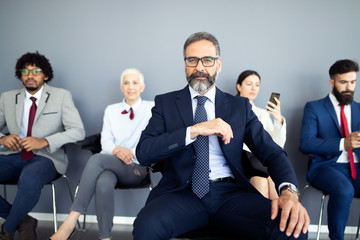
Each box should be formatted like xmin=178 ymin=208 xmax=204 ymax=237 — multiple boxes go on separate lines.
xmin=267 ymin=177 xmax=279 ymax=200
xmin=250 ymin=176 xmax=269 ymax=198
xmin=95 ymin=170 xmax=117 ymax=239
xmin=50 ymin=153 xmax=114 ymax=239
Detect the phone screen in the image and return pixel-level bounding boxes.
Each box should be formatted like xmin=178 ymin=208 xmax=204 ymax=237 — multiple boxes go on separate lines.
xmin=268 ymin=92 xmax=280 ymax=108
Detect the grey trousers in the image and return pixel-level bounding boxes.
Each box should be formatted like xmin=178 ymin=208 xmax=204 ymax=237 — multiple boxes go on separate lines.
xmin=71 ymin=153 xmax=148 ymax=239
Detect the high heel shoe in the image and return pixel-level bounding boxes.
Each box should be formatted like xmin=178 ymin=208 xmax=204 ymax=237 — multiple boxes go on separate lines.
xmin=48 ymin=228 xmax=75 ymax=240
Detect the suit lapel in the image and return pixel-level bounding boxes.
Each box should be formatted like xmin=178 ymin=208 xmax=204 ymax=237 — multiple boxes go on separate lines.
xmin=15 ymin=90 xmax=25 ymax=130
xmin=175 ymin=86 xmax=194 ymax=127
xmin=215 ymin=87 xmax=230 ymax=124
xmin=34 ymin=84 xmax=51 ymax=124
xmin=324 ymin=96 xmax=341 ymax=135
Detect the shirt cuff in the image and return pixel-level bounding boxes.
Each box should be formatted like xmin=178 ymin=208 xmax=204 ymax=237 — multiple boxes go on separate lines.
xmin=339 ymin=138 xmax=345 ymax=151
xmin=278 ymin=182 xmax=297 ymax=194
xmin=185 ymin=127 xmax=196 ymax=146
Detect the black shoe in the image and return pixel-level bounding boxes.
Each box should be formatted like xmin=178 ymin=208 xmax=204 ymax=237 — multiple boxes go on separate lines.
xmin=17 ymin=215 xmax=37 ymax=240
xmin=0 ymin=225 xmax=14 ymax=240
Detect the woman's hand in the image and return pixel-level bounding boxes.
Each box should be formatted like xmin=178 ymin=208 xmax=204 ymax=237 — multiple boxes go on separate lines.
xmin=112 ymin=146 xmax=135 ymax=164
xmin=266 ymin=97 xmax=284 ymax=124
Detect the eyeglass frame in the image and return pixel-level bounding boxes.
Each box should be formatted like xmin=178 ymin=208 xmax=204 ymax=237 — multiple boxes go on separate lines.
xmin=130 ymin=162 xmax=150 ymax=177
xmin=20 ymin=68 xmax=43 ymax=76
xmin=184 ymin=56 xmax=219 ymax=67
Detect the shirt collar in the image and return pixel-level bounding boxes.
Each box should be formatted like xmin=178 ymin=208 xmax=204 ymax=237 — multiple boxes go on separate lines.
xmin=188 ymin=84 xmax=216 ymax=104
xmin=122 ymin=97 xmax=142 ymax=111
xmin=25 ymin=85 xmax=44 ymax=101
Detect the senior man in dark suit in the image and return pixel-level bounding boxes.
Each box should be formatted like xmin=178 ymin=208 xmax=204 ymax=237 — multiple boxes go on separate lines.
xmin=0 ymin=51 xmax=85 ymax=240
xmin=133 ymin=32 xmax=309 ymax=240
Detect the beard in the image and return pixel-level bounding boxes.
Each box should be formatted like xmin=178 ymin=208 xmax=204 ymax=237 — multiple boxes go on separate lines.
xmin=186 ymin=71 xmax=217 ymax=93
xmin=25 ymin=86 xmax=39 ymax=92
xmin=333 ymin=85 xmax=354 ymax=105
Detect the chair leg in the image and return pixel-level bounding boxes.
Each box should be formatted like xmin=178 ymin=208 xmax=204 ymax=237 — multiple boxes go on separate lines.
xmin=300 ymin=184 xmax=311 ymax=202
xmin=317 ymin=194 xmax=326 ymax=240
xmin=74 ymin=183 xmax=86 ymax=232
xmin=62 ymin=175 xmax=81 ymax=230
xmin=355 ymin=213 xmax=360 ymax=240
xmin=51 ymin=183 xmax=58 ymax=232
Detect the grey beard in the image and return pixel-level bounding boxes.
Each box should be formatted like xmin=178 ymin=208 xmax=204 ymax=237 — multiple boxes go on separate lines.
xmin=189 ymin=78 xmax=215 ymax=93
xmin=187 ymin=71 xmax=217 ymax=93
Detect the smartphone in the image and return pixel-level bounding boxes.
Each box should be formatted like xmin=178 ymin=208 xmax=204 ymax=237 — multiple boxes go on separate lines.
xmin=268 ymin=92 xmax=280 ymax=108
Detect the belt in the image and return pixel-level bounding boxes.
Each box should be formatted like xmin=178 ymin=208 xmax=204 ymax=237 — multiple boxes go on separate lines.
xmin=209 ymin=177 xmax=235 ymax=183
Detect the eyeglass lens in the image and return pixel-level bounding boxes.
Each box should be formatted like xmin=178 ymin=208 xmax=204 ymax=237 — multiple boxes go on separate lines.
xmin=21 ymin=68 xmax=42 ymax=76
xmin=186 ymin=57 xmax=216 ymax=67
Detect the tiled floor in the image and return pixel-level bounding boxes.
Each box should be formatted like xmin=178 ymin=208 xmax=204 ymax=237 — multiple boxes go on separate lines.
xmin=8 ymin=220 xmax=359 ymax=240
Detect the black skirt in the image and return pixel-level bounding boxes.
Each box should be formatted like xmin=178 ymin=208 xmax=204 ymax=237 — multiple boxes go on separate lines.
xmin=242 ymin=150 xmax=269 ymax=179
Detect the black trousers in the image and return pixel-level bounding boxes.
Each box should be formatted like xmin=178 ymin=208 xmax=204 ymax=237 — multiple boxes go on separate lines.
xmin=133 ymin=181 xmax=308 ymax=240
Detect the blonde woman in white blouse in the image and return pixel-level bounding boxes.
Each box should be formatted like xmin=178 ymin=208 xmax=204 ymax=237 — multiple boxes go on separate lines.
xmin=50 ymin=68 xmax=154 ymax=240
xmin=236 ymin=70 xmax=286 ymax=200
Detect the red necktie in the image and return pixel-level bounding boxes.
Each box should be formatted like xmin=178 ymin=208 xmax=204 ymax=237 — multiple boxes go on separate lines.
xmin=21 ymin=97 xmax=37 ymax=161
xmin=121 ymin=107 xmax=134 ymax=120
xmin=340 ymin=104 xmax=357 ymax=180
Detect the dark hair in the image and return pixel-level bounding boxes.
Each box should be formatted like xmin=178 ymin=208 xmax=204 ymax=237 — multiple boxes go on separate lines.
xmin=235 ymin=70 xmax=261 ymax=96
xmin=183 ymin=32 xmax=220 ymax=58
xmin=15 ymin=51 xmax=54 ymax=82
xmin=329 ymin=59 xmax=359 ymax=80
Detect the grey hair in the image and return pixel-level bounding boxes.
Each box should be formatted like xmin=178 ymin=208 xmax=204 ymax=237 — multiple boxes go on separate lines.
xmin=120 ymin=68 xmax=144 ymax=85
xmin=183 ymin=32 xmax=220 ymax=58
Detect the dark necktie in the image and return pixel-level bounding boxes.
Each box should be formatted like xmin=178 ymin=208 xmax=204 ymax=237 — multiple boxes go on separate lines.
xmin=21 ymin=97 xmax=37 ymax=161
xmin=121 ymin=107 xmax=134 ymax=120
xmin=340 ymin=104 xmax=357 ymax=180
xmin=192 ymin=95 xmax=209 ymax=198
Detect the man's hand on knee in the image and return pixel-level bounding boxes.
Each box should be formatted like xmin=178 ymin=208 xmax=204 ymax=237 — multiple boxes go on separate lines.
xmin=271 ymin=190 xmax=310 ymax=238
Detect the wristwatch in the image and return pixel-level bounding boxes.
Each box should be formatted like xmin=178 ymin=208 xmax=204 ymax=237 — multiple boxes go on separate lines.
xmin=280 ymin=184 xmax=300 ymax=196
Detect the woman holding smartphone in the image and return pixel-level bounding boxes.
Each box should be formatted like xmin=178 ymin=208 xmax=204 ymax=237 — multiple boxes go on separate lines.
xmin=236 ymin=70 xmax=286 ymax=200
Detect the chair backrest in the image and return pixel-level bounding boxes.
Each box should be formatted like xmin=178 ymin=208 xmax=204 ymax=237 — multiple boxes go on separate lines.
xmin=78 ymin=133 xmax=102 ymax=154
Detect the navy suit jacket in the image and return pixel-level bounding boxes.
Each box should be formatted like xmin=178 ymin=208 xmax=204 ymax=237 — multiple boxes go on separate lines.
xmin=300 ymin=95 xmax=360 ymax=183
xmin=136 ymin=86 xmax=298 ymax=202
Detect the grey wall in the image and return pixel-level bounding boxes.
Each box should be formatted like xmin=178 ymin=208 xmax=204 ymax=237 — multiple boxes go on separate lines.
xmin=1 ymin=0 xmax=360 ymax=226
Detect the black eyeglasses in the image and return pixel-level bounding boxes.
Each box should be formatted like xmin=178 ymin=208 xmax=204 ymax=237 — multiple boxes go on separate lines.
xmin=20 ymin=68 xmax=42 ymax=76
xmin=184 ymin=57 xmax=219 ymax=67
xmin=130 ymin=162 xmax=150 ymax=177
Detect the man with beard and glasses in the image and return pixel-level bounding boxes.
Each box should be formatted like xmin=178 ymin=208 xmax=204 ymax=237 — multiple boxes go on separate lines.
xmin=300 ymin=59 xmax=360 ymax=240
xmin=0 ymin=51 xmax=85 ymax=240
xmin=133 ymin=32 xmax=309 ymax=240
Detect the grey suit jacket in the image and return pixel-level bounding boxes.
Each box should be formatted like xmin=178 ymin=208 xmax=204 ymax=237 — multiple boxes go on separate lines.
xmin=0 ymin=83 xmax=85 ymax=174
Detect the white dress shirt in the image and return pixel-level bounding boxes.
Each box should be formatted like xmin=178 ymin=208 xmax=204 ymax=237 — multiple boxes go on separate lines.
xmin=243 ymin=104 xmax=286 ymax=152
xmin=100 ymin=98 xmax=154 ymax=164
xmin=19 ymin=86 xmax=44 ymax=139
xmin=329 ymin=93 xmax=359 ymax=163
xmin=185 ymin=85 xmax=234 ymax=180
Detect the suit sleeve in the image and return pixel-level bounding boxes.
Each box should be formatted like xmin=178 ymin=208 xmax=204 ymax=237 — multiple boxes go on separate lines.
xmin=45 ymin=91 xmax=85 ymax=153
xmin=136 ymin=95 xmax=188 ymax=166
xmin=300 ymin=102 xmax=341 ymax=155
xmin=243 ymin=101 xmax=298 ymax=188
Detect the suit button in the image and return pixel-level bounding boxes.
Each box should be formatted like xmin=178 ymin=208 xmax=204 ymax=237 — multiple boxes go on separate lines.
xmin=186 ymin=180 xmax=190 ymax=184
xmin=193 ymin=155 xmax=196 ymax=159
